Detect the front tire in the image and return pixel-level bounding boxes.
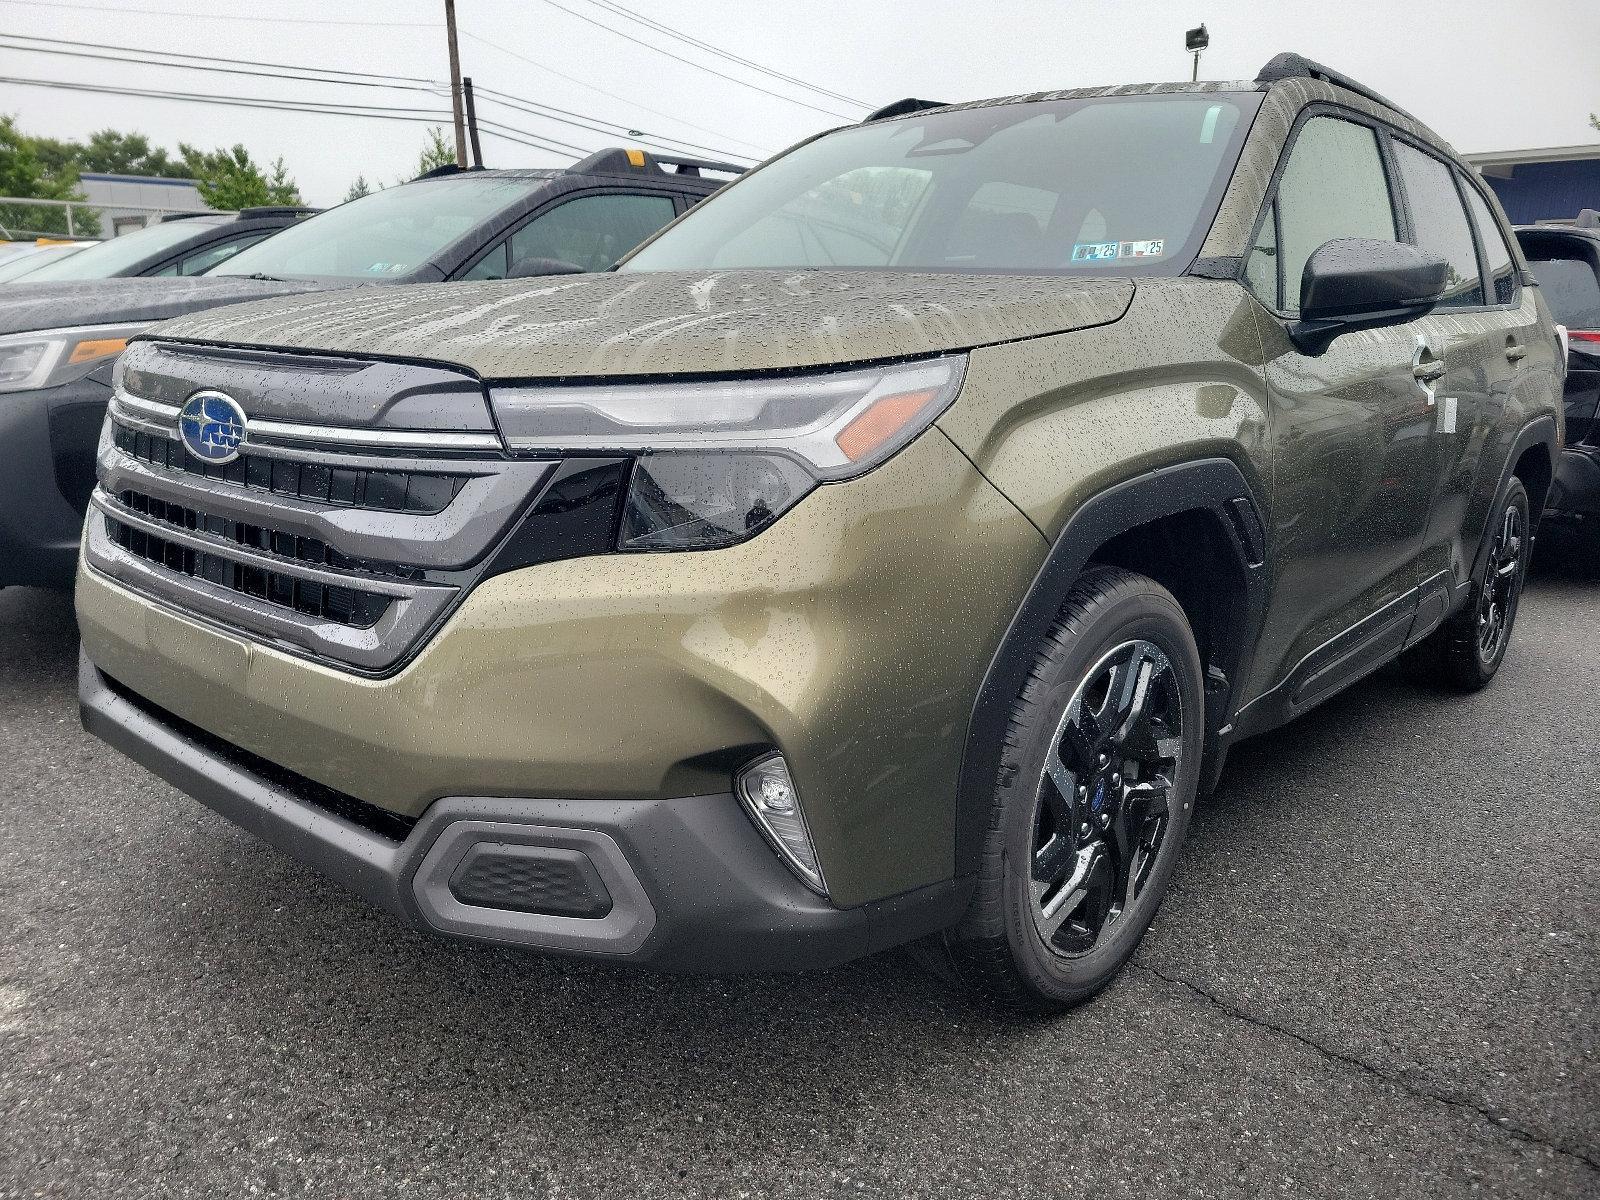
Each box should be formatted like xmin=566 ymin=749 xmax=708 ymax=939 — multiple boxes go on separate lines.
xmin=919 ymin=567 xmax=1205 ymax=1012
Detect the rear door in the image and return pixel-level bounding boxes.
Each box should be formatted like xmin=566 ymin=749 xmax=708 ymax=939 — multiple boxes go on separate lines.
xmin=1242 ymin=111 xmax=1437 ymax=711
xmin=1385 ymin=139 xmax=1534 ymax=615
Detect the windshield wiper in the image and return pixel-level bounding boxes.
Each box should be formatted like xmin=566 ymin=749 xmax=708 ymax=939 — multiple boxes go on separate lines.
xmin=240 ymin=272 xmax=290 ymax=282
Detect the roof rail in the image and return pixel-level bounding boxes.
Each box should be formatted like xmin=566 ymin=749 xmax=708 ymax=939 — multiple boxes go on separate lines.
xmin=410 ymin=163 xmax=482 ymax=182
xmin=1255 ymin=53 xmax=1415 ymax=123
xmin=157 ymin=211 xmax=215 ymax=223
xmin=567 ymin=147 xmax=745 ymax=178
xmin=863 ymin=97 xmax=947 ymax=122
xmin=237 ymin=205 xmax=319 ymax=219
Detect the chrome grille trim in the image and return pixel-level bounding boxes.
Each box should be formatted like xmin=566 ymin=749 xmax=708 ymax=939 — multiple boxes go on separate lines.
xmin=85 ymin=513 xmax=458 ymax=672
xmin=99 ymin=436 xmax=553 ymax=571
xmin=109 ymin=388 xmax=505 ymax=454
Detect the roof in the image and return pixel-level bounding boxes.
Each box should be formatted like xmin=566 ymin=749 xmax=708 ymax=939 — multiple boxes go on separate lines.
xmin=1463 ymin=145 xmax=1600 ymax=169
xmin=77 ymin=172 xmax=200 ymax=188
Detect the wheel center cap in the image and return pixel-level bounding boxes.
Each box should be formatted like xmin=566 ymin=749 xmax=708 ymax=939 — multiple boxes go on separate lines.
xmin=1090 ymin=776 xmax=1109 ymax=814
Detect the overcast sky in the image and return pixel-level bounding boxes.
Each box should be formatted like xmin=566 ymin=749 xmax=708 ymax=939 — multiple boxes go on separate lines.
xmin=1 ymin=0 xmax=1595 ymax=208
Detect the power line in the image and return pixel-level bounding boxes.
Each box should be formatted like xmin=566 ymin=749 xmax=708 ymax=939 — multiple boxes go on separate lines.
xmin=579 ymin=0 xmax=866 ymax=108
xmin=0 ymin=32 xmax=436 ymax=83
xmin=459 ymin=29 xmax=774 ymax=158
xmin=0 ymin=0 xmax=441 ymax=26
xmin=530 ymin=0 xmax=857 ymax=120
xmin=0 ymin=34 xmax=759 ymax=164
xmin=0 ymin=75 xmax=584 ymax=159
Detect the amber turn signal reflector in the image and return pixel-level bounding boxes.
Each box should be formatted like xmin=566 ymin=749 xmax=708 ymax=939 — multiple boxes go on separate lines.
xmin=67 ymin=338 xmax=128 ymax=365
xmin=834 ymin=388 xmax=938 ymax=462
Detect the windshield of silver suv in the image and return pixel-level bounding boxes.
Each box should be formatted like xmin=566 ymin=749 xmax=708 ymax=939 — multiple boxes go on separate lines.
xmin=209 ymin=174 xmax=554 ymax=282
xmin=624 ymin=92 xmax=1260 ymax=276
xmin=20 ymin=216 xmax=228 ymax=282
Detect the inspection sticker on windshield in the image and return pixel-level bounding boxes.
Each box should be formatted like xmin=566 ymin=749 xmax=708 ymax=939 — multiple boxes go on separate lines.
xmin=1119 ymin=239 xmax=1166 ymax=258
xmin=1070 ymin=241 xmax=1121 ymax=263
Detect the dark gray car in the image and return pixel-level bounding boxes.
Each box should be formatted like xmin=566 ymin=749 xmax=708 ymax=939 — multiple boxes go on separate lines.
xmin=0 ymin=151 xmax=736 ymax=589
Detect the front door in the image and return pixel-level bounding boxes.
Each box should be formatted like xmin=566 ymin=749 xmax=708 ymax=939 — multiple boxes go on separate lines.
xmin=1240 ymin=112 xmax=1438 ymax=713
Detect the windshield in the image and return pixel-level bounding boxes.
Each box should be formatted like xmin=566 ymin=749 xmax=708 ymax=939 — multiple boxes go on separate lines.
xmin=210 ymin=175 xmax=550 ymax=282
xmin=0 ymin=244 xmax=89 ymax=281
xmin=624 ymin=92 xmax=1260 ymax=276
xmin=22 ymin=218 xmax=225 ymax=281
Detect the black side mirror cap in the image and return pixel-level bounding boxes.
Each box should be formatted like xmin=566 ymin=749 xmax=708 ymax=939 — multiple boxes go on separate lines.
xmin=505 ymin=257 xmax=587 ymax=279
xmin=1290 ymin=237 xmax=1448 ymax=353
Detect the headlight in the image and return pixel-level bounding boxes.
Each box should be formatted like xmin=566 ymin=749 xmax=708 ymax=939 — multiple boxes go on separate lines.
xmin=0 ymin=323 xmax=149 ymax=394
xmin=491 ymin=355 xmax=966 ymax=550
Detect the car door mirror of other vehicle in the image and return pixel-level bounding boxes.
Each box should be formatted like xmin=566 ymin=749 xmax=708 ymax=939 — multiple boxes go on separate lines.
xmin=506 ymin=256 xmax=587 ymax=278
xmin=1291 ymin=238 xmax=1449 ymax=353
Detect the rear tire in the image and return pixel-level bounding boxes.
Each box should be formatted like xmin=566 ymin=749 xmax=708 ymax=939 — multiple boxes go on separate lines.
xmin=916 ymin=567 xmax=1205 ymax=1013
xmin=1411 ymin=478 xmax=1531 ymax=692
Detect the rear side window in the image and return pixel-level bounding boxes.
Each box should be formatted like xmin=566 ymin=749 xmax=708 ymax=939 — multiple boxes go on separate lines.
xmin=182 ymin=233 xmax=270 ymax=276
xmin=1462 ymin=185 xmax=1516 ymax=305
xmin=1253 ymin=116 xmax=1397 ymax=314
xmin=1525 ymin=252 xmax=1600 ymax=330
xmin=1392 ymin=142 xmax=1483 ymax=308
xmin=466 ymin=192 xmax=678 ymax=278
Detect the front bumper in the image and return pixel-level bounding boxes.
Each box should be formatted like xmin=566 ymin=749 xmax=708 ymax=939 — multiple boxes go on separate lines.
xmin=80 ymin=653 xmax=970 ymax=971
xmin=0 ymin=374 xmax=109 ymax=589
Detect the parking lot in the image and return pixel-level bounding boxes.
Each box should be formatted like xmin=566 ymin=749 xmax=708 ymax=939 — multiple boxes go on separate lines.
xmin=0 ymin=574 xmax=1594 ymax=1199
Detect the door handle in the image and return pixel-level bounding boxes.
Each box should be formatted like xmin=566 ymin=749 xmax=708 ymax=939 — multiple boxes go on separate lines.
xmin=1412 ymin=360 xmax=1447 ymax=382
xmin=1505 ymin=343 xmax=1527 ymax=362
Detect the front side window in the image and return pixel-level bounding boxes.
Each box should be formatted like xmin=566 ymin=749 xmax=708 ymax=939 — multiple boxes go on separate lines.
xmin=465 ymin=192 xmax=679 ymax=279
xmin=1461 ymin=184 xmax=1517 ymax=305
xmin=20 ymin=217 xmax=225 ymax=282
xmin=1392 ymin=141 xmax=1483 ymax=308
xmin=1257 ymin=116 xmax=1397 ymax=314
xmin=623 ymin=92 xmax=1261 ymax=276
xmin=210 ymin=175 xmax=553 ymax=282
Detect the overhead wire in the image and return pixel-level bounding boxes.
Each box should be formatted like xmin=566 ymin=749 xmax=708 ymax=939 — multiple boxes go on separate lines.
xmin=578 ymin=0 xmax=866 ymax=108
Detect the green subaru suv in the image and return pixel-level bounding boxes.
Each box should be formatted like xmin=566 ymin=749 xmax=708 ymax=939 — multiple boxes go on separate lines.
xmin=76 ymin=54 xmax=1561 ymax=1010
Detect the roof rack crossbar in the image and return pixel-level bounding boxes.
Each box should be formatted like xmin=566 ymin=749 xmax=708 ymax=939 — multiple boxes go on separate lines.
xmin=1255 ymin=52 xmax=1416 ymax=124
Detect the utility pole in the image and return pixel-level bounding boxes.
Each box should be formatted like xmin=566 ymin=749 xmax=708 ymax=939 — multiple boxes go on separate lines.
xmin=444 ymin=0 xmax=469 ymax=167
xmin=463 ymin=77 xmax=484 ymax=168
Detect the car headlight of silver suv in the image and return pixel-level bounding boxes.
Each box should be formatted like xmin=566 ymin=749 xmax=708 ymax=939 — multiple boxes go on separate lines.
xmin=0 ymin=323 xmax=150 ymax=394
xmin=490 ymin=354 xmax=966 ymax=550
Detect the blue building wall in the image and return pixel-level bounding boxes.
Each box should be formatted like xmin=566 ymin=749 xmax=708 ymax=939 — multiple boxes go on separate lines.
xmin=1482 ymin=159 xmax=1600 ymax=223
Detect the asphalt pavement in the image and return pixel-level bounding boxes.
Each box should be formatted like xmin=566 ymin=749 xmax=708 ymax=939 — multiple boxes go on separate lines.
xmin=1 ymin=574 xmax=1595 ymax=1199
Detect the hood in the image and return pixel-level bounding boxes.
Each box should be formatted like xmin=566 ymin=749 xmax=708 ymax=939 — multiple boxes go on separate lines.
xmin=147 ymin=269 xmax=1135 ymax=379
xmin=0 ymin=276 xmax=321 ymax=337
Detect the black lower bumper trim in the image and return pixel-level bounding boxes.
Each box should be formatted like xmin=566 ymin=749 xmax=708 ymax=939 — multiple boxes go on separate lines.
xmin=79 ymin=653 xmax=973 ymax=972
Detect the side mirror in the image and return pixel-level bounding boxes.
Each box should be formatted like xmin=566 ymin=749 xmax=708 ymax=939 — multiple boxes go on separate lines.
xmin=505 ymin=256 xmax=586 ymax=279
xmin=1291 ymin=238 xmax=1448 ymax=352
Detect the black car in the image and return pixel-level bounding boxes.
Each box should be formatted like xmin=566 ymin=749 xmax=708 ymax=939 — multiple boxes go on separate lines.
xmin=0 ymin=149 xmax=737 ymax=591
xmin=13 ymin=207 xmax=317 ymax=284
xmin=1516 ymin=220 xmax=1600 ymax=552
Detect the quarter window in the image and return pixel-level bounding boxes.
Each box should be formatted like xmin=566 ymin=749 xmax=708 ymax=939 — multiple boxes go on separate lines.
xmin=1461 ymin=183 xmax=1517 ymax=305
xmin=1392 ymin=142 xmax=1484 ymax=308
xmin=1254 ymin=116 xmax=1397 ymax=313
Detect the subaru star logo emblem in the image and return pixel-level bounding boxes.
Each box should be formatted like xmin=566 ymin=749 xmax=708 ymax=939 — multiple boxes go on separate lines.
xmin=1091 ymin=778 xmax=1107 ymax=814
xmin=178 ymin=390 xmax=247 ymax=464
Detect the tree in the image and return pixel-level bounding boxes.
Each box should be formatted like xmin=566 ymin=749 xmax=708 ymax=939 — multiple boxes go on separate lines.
xmin=343 ymin=175 xmax=374 ymax=202
xmin=78 ymin=129 xmax=187 ymax=178
xmin=178 ymin=143 xmax=303 ymax=210
xmin=414 ymin=126 xmax=456 ymax=177
xmin=0 ymin=115 xmax=96 ymax=237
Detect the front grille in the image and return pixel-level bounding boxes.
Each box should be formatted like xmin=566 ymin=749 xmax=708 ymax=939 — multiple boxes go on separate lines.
xmin=116 ymin=487 xmax=421 ymax=581
xmin=112 ymin=424 xmax=468 ymax=514
xmin=104 ymin=672 xmax=418 ymax=842
xmin=103 ymin=513 xmax=392 ymax=628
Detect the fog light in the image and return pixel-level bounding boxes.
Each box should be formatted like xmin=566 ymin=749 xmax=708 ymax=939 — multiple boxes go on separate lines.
xmin=735 ymin=753 xmax=826 ymax=895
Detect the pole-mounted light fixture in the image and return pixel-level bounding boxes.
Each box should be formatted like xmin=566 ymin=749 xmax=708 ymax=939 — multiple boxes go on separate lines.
xmin=1186 ymin=24 xmax=1209 ymax=82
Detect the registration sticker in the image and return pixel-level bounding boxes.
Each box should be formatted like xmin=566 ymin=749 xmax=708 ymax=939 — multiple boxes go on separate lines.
xmin=1070 ymin=241 xmax=1121 ymax=263
xmin=1119 ymin=239 xmax=1166 ymax=258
